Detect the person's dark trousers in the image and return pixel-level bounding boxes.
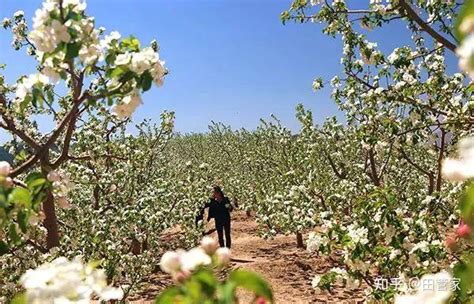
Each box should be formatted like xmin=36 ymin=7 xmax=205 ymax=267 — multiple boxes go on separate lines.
xmin=215 ymin=218 xmax=231 ymax=248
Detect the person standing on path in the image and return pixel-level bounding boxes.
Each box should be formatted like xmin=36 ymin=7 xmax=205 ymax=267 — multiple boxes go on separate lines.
xmin=206 ymin=186 xmax=233 ymax=248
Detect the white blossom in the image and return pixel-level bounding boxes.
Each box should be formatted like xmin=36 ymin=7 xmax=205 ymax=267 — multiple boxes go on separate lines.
xmin=215 ymin=247 xmax=231 ymax=265
xmin=311 ymin=275 xmax=321 ymax=288
xmin=0 ymin=161 xmax=11 ymax=176
xmin=394 ymin=271 xmax=452 ymax=304
xmin=347 ymin=224 xmax=369 ymax=245
xmin=442 ymin=137 xmax=474 ymax=181
xmin=181 ymin=247 xmax=212 ymax=272
xmin=100 ymin=31 xmax=121 ymax=49
xmin=115 ymin=53 xmax=132 ymax=66
xmin=200 ymin=236 xmax=219 ymax=255
xmin=307 ymin=231 xmax=328 ymax=252
xmin=79 ymin=44 xmax=101 ymax=66
xmin=457 ymin=34 xmax=474 ymax=78
xmin=160 ymin=251 xmax=182 ymax=274
xmin=47 ymin=170 xmax=61 ymax=182
xmin=310 ymin=0 xmax=323 ymax=6
xmin=20 ymin=257 xmax=123 ymax=303
xmin=15 ymin=73 xmax=49 ymax=100
xmin=111 ymin=90 xmax=143 ymax=119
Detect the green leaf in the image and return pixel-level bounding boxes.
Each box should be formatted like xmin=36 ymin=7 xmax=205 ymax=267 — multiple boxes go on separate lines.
xmin=9 ymin=223 xmax=21 ymax=244
xmin=25 ymin=172 xmax=45 ymax=188
xmin=65 ymin=42 xmax=81 ymax=59
xmin=28 ymin=178 xmax=47 ymax=190
xmin=455 ymin=0 xmax=474 ymax=41
xmin=105 ymin=53 xmax=116 ymax=65
xmin=109 ymin=66 xmax=127 ymax=78
xmin=11 ymin=293 xmax=27 ymax=304
xmin=121 ymin=36 xmax=141 ymax=52
xmin=0 ymin=194 xmax=8 ymax=209
xmin=66 ymin=11 xmax=82 ymax=21
xmin=193 ymin=268 xmax=217 ymax=297
xmin=0 ymin=240 xmax=9 ymax=255
xmin=46 ymin=89 xmax=54 ymax=103
xmin=15 ymin=150 xmax=28 ymax=162
xmin=220 ymin=282 xmax=237 ymax=304
xmin=155 ymin=286 xmax=182 ymax=304
xmin=9 ymin=188 xmax=32 ymax=209
xmin=183 ymin=279 xmax=203 ymax=302
xmin=453 ymin=258 xmax=474 ymax=300
xmin=17 ymin=210 xmax=28 ymax=233
xmin=229 ymin=270 xmax=273 ymax=302
xmin=459 ymin=183 xmax=474 ymax=226
xmin=20 ymin=95 xmax=31 ymax=113
xmin=31 ymin=87 xmax=39 ymax=108
xmin=140 ymin=71 xmax=153 ymax=92
xmin=119 ymin=71 xmax=136 ymax=83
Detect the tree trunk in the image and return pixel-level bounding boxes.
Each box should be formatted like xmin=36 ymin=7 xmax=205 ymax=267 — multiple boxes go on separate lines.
xmin=142 ymin=235 xmax=148 ymax=252
xmin=436 ymin=129 xmax=446 ymax=192
xmin=428 ymin=173 xmax=434 ymax=194
xmin=43 ymin=190 xmax=60 ymax=249
xmin=246 ymin=210 xmax=251 ymax=217
xmin=296 ymin=232 xmax=304 ymax=248
xmin=368 ymin=148 xmax=381 ymax=186
xmin=93 ymin=185 xmax=100 ymax=210
xmin=131 ymin=237 xmax=141 ymax=255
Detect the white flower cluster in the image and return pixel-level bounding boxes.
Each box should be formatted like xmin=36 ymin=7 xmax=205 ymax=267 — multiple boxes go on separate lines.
xmin=312 ymin=78 xmax=324 ymax=91
xmin=29 ymin=0 xmax=87 ymax=54
xmin=114 ymin=46 xmax=166 ymax=86
xmin=310 ymin=0 xmax=323 ymax=6
xmin=110 ymin=47 xmax=166 ymax=119
xmin=394 ymin=271 xmax=452 ymax=304
xmin=311 ymin=266 xmax=358 ymax=293
xmin=47 ymin=170 xmax=74 ymax=209
xmin=347 ymin=224 xmax=369 ymax=245
xmin=0 ymin=161 xmax=13 ymax=188
xmin=111 ymin=89 xmax=143 ymax=119
xmin=306 ymin=231 xmax=328 ymax=252
xmin=160 ymin=236 xmax=231 ymax=281
xmin=457 ymin=16 xmax=474 ymax=78
xmin=14 ymin=0 xmax=101 ymax=94
xmin=442 ymin=137 xmax=474 ymax=181
xmin=361 ymin=41 xmax=381 ymax=65
xmin=100 ymin=31 xmax=121 ymax=50
xmin=10 ymin=11 xmax=28 ymax=50
xmin=409 ymin=240 xmax=429 ymax=254
xmin=20 ymin=257 xmax=123 ymax=303
xmin=15 ymin=73 xmax=49 ymax=101
xmin=369 ymin=0 xmax=392 ymax=12
xmin=2 ymin=17 xmax=12 ymax=28
xmin=18 ymin=0 xmax=166 ymax=118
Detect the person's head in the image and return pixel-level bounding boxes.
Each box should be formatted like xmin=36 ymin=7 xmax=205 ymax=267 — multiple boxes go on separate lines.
xmin=212 ymin=186 xmax=224 ymax=200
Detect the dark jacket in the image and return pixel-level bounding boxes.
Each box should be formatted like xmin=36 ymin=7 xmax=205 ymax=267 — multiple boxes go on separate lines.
xmin=195 ymin=205 xmax=206 ymax=227
xmin=207 ymin=197 xmax=232 ymax=222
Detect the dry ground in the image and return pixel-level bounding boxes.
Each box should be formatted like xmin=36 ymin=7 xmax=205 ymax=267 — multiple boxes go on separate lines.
xmin=130 ymin=212 xmax=366 ymax=304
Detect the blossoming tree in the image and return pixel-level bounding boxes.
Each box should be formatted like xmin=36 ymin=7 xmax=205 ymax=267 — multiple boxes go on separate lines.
xmin=0 ymin=0 xmax=166 ymax=251
xmin=278 ymin=0 xmax=474 ymax=302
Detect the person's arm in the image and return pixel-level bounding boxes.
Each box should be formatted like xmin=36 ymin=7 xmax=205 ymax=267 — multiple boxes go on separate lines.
xmin=224 ymin=197 xmax=233 ymax=212
xmin=207 ymin=200 xmax=214 ymax=221
xmin=230 ymin=197 xmax=238 ymax=210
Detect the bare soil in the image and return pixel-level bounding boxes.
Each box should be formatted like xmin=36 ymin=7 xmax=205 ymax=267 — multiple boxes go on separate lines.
xmin=130 ymin=212 xmax=366 ymax=304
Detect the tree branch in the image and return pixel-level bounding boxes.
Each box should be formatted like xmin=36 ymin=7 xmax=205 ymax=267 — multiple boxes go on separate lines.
xmin=399 ymin=147 xmax=434 ymax=194
xmin=399 ymin=0 xmax=456 ymax=53
xmin=0 ymin=95 xmax=40 ymax=150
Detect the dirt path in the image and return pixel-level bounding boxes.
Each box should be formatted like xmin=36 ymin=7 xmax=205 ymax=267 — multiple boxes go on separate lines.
xmin=133 ymin=212 xmax=365 ymax=303
xmin=230 ymin=213 xmax=317 ymax=303
xmin=228 ymin=213 xmax=365 ymax=304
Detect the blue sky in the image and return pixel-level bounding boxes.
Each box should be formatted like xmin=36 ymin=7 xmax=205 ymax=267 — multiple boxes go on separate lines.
xmin=0 ymin=0 xmax=458 ymax=135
